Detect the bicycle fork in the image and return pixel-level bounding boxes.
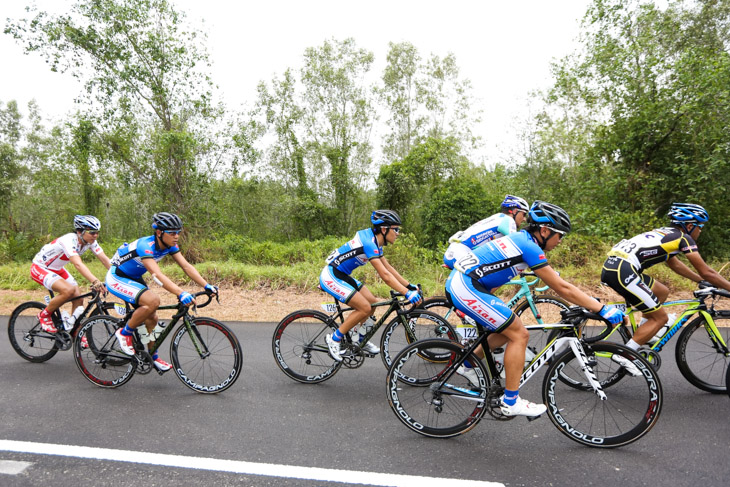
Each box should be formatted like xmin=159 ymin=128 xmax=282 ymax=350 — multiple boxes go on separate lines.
xmin=566 ymin=338 xmax=607 ymax=400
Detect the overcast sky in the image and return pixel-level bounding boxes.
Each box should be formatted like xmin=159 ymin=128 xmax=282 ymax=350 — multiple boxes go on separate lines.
xmin=1 ymin=0 xmax=591 ymax=164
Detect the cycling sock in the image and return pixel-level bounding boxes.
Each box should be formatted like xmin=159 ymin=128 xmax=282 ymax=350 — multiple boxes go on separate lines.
xmin=626 ymin=339 xmax=640 ymax=351
xmin=463 ymin=360 xmax=473 ymax=368
xmin=502 ymin=389 xmax=519 ymax=406
xmin=332 ymin=329 xmax=344 ymax=342
xmin=152 ymin=352 xmax=159 ymax=360
xmin=121 ymin=325 xmax=134 ymax=337
xmin=40 ymin=308 xmax=50 ymax=316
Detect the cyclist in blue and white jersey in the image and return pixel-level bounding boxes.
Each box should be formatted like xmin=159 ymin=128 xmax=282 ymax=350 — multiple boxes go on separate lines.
xmin=107 ymin=212 xmax=218 ymax=371
xmin=443 ymin=195 xmax=528 ymax=270
xmin=445 ymin=201 xmax=625 ymax=417
xmin=321 ymin=210 xmax=422 ymax=360
xmin=601 ymin=203 xmax=730 ymax=350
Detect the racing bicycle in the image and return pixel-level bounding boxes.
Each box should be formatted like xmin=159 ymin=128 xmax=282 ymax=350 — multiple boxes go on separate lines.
xmin=386 ymin=307 xmax=663 ymax=448
xmin=74 ymin=291 xmax=242 ymax=394
xmin=7 ymin=289 xmax=129 ymax=363
xmin=272 ymin=289 xmax=456 ymax=384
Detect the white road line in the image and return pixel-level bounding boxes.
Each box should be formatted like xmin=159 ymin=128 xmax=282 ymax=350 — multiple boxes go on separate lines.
xmin=0 ymin=460 xmax=33 ymax=475
xmin=0 ymin=439 xmax=503 ymax=487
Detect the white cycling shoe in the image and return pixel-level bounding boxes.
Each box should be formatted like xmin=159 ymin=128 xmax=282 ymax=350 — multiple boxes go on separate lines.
xmin=359 ymin=341 xmax=380 ymax=354
xmin=499 ymin=397 xmax=547 ymax=417
xmin=611 ymin=354 xmax=642 ymax=376
xmin=325 ymin=333 xmax=344 ymax=362
xmin=456 ymin=365 xmax=480 ymax=388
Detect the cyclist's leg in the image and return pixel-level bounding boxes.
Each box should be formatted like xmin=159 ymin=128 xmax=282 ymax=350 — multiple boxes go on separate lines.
xmin=499 ymin=319 xmax=529 ymax=392
xmin=319 ymin=266 xmax=371 ymax=334
xmin=44 ymin=271 xmax=76 ymax=314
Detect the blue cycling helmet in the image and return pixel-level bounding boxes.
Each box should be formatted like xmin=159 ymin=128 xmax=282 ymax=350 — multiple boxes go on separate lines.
xmin=527 ymin=201 xmax=571 ymax=233
xmin=668 ymin=203 xmax=708 ymax=224
xmin=152 ymin=212 xmax=183 ymax=231
xmin=501 ymin=195 xmax=528 ymax=212
xmin=371 ymin=210 xmax=402 ymax=227
xmin=73 ymin=215 xmax=101 ymax=231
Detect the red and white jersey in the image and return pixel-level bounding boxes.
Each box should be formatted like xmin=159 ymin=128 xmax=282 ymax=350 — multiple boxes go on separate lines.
xmin=32 ymin=233 xmax=103 ymax=271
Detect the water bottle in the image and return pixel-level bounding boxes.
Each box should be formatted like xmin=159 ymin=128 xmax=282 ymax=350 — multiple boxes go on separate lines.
xmin=359 ymin=316 xmax=376 ymax=343
xmin=649 ymin=313 xmax=675 ymax=344
xmin=60 ymin=310 xmax=73 ymax=331
xmin=152 ymin=320 xmax=168 ymax=341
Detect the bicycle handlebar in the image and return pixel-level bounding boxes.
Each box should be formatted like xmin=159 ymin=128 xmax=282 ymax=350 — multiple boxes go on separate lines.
xmin=694 ymin=286 xmax=730 ymax=300
xmin=560 ymin=306 xmax=612 ymax=326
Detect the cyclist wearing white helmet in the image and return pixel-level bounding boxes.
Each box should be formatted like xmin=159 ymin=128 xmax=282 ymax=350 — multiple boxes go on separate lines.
xmin=321 ymin=210 xmax=422 ymax=361
xmin=602 ymin=202 xmax=730 ymax=350
xmin=446 ymin=201 xmax=625 ymax=417
xmin=107 ymin=212 xmax=219 ymax=372
xmin=443 ymin=194 xmax=529 ymax=269
xmin=31 ymin=215 xmax=112 ymax=333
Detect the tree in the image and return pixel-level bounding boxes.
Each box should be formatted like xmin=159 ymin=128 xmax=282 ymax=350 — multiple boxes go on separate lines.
xmin=0 ymin=101 xmax=22 ymax=228
xmin=6 ymin=0 xmax=221 ymax=217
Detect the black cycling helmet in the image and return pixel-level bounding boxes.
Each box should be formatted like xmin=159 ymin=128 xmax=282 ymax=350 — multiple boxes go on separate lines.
xmin=152 ymin=212 xmax=183 ymax=232
xmin=73 ymin=215 xmax=101 ymax=231
xmin=371 ymin=209 xmax=402 ymax=227
xmin=527 ymin=201 xmax=571 ymax=234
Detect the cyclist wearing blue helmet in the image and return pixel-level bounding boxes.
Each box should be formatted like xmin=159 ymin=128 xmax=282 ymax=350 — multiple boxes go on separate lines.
xmin=107 ymin=212 xmax=219 ymax=372
xmin=443 ymin=194 xmax=528 ymax=269
xmin=602 ymin=203 xmax=730 ymax=350
xmin=446 ymin=201 xmax=625 ymax=417
xmin=321 ymin=210 xmax=422 ymax=361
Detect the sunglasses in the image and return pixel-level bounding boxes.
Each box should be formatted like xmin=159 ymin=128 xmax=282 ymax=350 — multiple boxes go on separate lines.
xmin=164 ymin=230 xmax=181 ymax=236
xmin=390 ymin=227 xmax=401 ymax=234
xmin=542 ymin=226 xmax=566 ymax=240
xmin=87 ymin=231 xmax=99 ymax=236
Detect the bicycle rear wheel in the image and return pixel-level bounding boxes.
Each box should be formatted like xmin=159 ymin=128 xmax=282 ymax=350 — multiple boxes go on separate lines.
xmin=170 ymin=317 xmax=243 ymax=394
xmin=272 ymin=310 xmax=342 ymax=384
xmin=7 ymin=301 xmax=60 ymax=363
xmin=420 ymin=296 xmax=464 ymax=330
xmin=514 ymin=295 xmax=571 ymax=355
xmin=543 ymin=342 xmax=662 ymax=448
xmin=380 ymin=310 xmax=457 ymax=370
xmin=675 ymin=314 xmax=730 ymax=393
xmin=386 ymin=338 xmax=489 ymax=438
xmin=74 ymin=315 xmax=136 ymax=388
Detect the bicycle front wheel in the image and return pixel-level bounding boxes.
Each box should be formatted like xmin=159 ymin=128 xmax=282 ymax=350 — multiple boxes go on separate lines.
xmin=386 ymin=338 xmax=488 ymax=438
xmin=543 ymin=342 xmax=662 ymax=448
xmin=74 ymin=315 xmax=136 ymax=388
xmin=272 ymin=310 xmax=342 ymax=384
xmin=380 ymin=310 xmax=458 ymax=370
xmin=170 ymin=317 xmax=243 ymax=394
xmin=7 ymin=301 xmax=60 ymax=363
xmin=675 ymin=314 xmax=730 ymax=393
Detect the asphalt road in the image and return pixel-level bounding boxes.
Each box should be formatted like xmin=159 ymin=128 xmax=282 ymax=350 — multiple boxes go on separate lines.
xmin=1 ymin=317 xmax=728 ymax=487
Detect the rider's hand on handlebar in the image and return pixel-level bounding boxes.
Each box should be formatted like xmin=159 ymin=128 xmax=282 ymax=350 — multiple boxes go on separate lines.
xmin=91 ymin=279 xmax=107 ymax=294
xmin=178 ymin=291 xmax=194 ymax=306
xmin=406 ymin=283 xmax=419 ymax=292
xmin=598 ymin=304 xmax=625 ymax=325
xmin=405 ymin=289 xmax=422 ymax=305
xmin=204 ymin=284 xmax=219 ymax=295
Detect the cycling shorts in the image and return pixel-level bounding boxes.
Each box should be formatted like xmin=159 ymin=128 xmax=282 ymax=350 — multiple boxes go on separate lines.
xmin=319 ymin=265 xmax=363 ymax=304
xmin=106 ymin=266 xmax=148 ymax=305
xmin=30 ymin=263 xmax=78 ymax=291
xmin=601 ymin=256 xmax=660 ymax=313
xmin=445 ymin=270 xmax=515 ymax=333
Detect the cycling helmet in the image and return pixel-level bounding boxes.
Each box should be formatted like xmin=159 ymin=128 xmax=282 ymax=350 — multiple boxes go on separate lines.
xmin=152 ymin=212 xmax=183 ymax=231
xmin=371 ymin=209 xmax=402 ymax=227
xmin=73 ymin=215 xmax=101 ymax=231
xmin=527 ymin=201 xmax=571 ymax=233
xmin=501 ymin=195 xmax=529 ymax=212
xmin=668 ymin=203 xmax=708 ymax=224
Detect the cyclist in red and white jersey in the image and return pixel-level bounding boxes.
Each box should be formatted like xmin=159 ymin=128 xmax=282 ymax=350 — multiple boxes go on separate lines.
xmin=30 ymin=215 xmax=111 ymax=332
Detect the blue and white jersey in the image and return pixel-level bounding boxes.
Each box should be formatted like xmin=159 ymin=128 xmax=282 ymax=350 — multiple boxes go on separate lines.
xmin=451 ymin=230 xmax=549 ymax=289
xmin=110 ymin=235 xmax=180 ymax=279
xmin=443 ymin=213 xmax=517 ymax=269
xmin=325 ymin=228 xmax=383 ymax=275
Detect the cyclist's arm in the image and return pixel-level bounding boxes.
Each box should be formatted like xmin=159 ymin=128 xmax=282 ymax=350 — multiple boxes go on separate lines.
xmin=68 ymin=254 xmax=103 ymax=285
xmin=370 ymin=257 xmax=409 ymax=295
xmin=96 ymin=250 xmax=112 ymax=270
xmin=682 ymin=253 xmax=730 ymax=291
xmin=533 ymin=265 xmax=603 ymax=313
xmin=142 ymin=258 xmax=184 ymax=296
xmin=171 ymin=251 xmax=209 ymax=288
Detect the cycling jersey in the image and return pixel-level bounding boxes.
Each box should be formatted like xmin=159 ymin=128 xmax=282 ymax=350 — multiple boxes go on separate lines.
xmin=451 ymin=230 xmax=549 ymax=289
xmin=324 ymin=228 xmax=382 ymax=276
xmin=32 ymin=233 xmax=103 ymax=271
xmin=606 ymin=227 xmax=697 ymax=271
xmin=110 ymin=235 xmax=180 ymax=279
xmin=443 ymin=213 xmax=516 ymax=269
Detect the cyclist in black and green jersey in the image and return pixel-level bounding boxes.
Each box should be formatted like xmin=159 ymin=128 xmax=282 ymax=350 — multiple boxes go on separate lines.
xmin=601 ymin=203 xmax=730 ymax=351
